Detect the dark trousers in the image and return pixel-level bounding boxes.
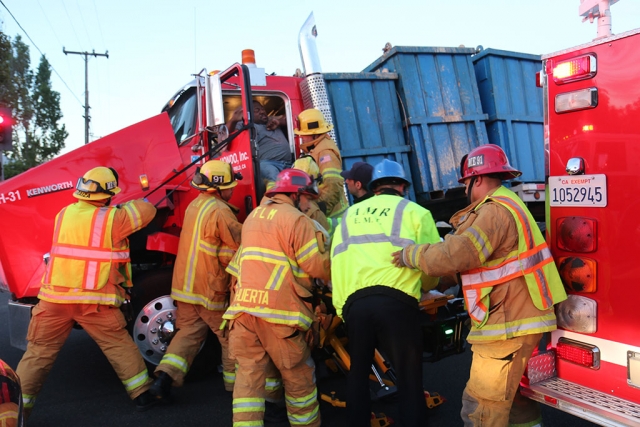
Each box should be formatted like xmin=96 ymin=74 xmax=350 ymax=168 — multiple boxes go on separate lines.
xmin=345 ymin=294 xmax=428 ymax=427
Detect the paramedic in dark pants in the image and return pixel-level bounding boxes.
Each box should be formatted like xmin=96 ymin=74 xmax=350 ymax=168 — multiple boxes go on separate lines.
xmin=331 ymin=159 xmax=441 ymax=427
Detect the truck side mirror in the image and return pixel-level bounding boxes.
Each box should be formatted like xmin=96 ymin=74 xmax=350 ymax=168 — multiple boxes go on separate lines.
xmin=206 ymin=73 xmax=225 ymax=127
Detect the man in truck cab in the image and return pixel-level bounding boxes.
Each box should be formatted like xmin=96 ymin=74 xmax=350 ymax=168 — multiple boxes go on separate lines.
xmin=223 ymin=168 xmax=331 ymax=427
xmin=15 ymin=166 xmax=158 ymax=417
xmin=226 ymin=100 xmax=292 ymax=186
xmin=150 ymin=160 xmax=243 ymax=401
xmin=295 ymin=108 xmax=349 ymax=218
xmin=392 ymin=144 xmax=568 ymax=427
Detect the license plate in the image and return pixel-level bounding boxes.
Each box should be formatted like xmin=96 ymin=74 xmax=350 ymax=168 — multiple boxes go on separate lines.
xmin=548 ymin=174 xmax=607 ymax=207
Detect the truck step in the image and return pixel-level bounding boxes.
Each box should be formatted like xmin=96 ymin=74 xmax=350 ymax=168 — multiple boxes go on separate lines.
xmin=523 ymin=377 xmax=640 ymax=427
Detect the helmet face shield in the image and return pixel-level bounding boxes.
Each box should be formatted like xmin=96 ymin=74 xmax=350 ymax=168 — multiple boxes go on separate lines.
xmin=73 ymin=167 xmax=121 ymax=200
xmin=76 ymin=177 xmax=117 ymax=196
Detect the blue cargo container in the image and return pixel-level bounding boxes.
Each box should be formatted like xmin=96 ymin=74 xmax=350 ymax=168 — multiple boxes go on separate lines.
xmin=363 ymin=46 xmax=489 ymax=200
xmin=323 ymin=46 xmax=545 ymax=220
xmin=472 ymin=48 xmax=544 ymax=183
xmin=323 ymin=71 xmax=417 ymax=200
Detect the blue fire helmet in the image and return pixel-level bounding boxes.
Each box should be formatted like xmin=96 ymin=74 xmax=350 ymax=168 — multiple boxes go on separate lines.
xmin=368 ymin=159 xmax=411 ymax=191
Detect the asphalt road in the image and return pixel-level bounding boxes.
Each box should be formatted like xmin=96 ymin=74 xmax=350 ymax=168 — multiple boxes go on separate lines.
xmin=0 ymin=292 xmax=597 ymax=427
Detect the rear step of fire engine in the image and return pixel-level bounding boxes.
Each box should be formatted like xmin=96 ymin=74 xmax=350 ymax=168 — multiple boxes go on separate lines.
xmin=522 ymin=377 xmax=640 ymax=427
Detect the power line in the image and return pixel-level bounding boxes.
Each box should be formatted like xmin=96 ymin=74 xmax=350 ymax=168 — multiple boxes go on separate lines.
xmin=59 ymin=0 xmax=83 ymax=50
xmin=91 ymin=0 xmax=106 ymax=48
xmin=0 ymin=0 xmax=84 ymax=108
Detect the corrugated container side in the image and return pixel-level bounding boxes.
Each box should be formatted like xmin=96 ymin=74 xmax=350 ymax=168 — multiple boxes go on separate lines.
xmin=364 ymin=46 xmax=489 ymax=198
xmin=472 ymin=49 xmax=545 ymax=182
xmin=323 ymin=72 xmax=416 ymax=200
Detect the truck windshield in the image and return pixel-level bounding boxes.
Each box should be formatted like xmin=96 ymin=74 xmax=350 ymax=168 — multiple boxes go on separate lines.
xmin=165 ymin=86 xmax=197 ymax=145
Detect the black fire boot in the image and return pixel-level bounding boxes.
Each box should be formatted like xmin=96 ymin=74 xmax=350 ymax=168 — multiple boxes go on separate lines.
xmin=149 ymin=371 xmax=173 ymax=403
xmin=135 ymin=391 xmax=159 ymax=412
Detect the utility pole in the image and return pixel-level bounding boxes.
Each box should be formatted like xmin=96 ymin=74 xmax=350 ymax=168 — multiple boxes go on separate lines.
xmin=63 ymin=48 xmax=109 ymax=145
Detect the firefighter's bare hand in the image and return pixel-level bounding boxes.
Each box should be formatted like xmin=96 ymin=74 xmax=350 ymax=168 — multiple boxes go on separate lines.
xmin=391 ymin=249 xmax=406 ymax=268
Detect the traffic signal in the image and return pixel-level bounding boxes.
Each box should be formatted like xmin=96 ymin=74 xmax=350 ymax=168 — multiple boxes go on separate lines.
xmin=0 ymin=107 xmax=13 ymax=151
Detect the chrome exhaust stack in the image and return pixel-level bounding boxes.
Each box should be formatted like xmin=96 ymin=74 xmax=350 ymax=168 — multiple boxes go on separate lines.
xmin=298 ymin=12 xmax=336 ymax=142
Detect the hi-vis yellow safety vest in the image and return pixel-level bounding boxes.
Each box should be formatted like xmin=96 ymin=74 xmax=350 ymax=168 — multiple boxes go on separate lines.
xmin=461 ymin=187 xmax=567 ymax=335
xmin=43 ymin=202 xmax=129 ymax=291
xmin=331 ymin=195 xmax=440 ymax=318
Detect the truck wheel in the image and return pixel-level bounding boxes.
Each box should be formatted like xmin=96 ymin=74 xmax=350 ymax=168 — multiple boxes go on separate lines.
xmin=129 ymin=269 xmax=175 ymax=366
xmin=129 ymin=268 xmax=220 ymax=375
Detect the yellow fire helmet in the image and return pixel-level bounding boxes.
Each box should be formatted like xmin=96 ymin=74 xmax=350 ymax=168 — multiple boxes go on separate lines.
xmin=293 ymin=156 xmax=320 ymax=180
xmin=294 ymin=108 xmax=333 ymax=135
xmin=191 ymin=160 xmax=239 ymax=192
xmin=74 ymin=166 xmax=121 ymax=200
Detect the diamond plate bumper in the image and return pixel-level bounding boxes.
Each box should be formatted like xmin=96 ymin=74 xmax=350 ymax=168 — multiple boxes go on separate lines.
xmin=522 ymin=377 xmax=640 ymax=427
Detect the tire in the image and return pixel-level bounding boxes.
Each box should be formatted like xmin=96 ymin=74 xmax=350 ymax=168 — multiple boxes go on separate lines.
xmin=129 ymin=268 xmax=220 ymax=376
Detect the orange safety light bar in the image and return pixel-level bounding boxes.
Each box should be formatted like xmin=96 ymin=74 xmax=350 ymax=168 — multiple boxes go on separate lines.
xmin=553 ymin=54 xmax=597 ymax=84
xmin=242 ymin=49 xmax=256 ymax=65
xmin=556 ymin=337 xmax=600 ymax=369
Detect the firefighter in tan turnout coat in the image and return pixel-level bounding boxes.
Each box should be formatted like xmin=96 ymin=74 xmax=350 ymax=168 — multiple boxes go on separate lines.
xmin=393 ymin=144 xmax=567 ymax=427
xmin=223 ymin=168 xmax=331 ymax=427
xmin=151 ymin=160 xmax=243 ymax=399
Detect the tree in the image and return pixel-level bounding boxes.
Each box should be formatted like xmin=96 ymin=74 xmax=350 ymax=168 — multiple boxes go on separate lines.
xmin=1 ymin=34 xmax=67 ymax=179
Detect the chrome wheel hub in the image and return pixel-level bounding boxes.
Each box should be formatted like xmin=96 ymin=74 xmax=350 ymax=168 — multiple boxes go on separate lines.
xmin=133 ymin=296 xmax=177 ymax=365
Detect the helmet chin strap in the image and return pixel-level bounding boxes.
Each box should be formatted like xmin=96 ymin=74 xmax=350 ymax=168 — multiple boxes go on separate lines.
xmin=466 ymin=176 xmax=477 ymax=206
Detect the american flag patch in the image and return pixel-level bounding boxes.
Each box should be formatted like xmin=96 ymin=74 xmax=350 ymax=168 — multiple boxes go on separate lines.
xmin=320 ymin=155 xmax=331 ymax=164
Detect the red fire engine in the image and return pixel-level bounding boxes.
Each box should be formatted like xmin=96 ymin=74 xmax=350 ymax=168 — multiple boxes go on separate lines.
xmin=520 ymin=1 xmax=640 ymax=425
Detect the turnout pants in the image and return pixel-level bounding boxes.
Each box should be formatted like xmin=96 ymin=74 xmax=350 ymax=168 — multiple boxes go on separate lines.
xmin=0 ymin=403 xmax=19 ymax=427
xmin=461 ymin=333 xmax=543 ymax=427
xmin=345 ymin=294 xmax=428 ymax=427
xmin=229 ymin=314 xmax=320 ymax=427
xmin=16 ymin=300 xmax=152 ymax=412
xmin=155 ymin=301 xmax=234 ymax=390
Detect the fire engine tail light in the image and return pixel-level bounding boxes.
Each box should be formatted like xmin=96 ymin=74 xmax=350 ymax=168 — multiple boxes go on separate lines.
xmin=557 ymin=256 xmax=597 ymax=293
xmin=555 ymin=88 xmax=598 ymax=113
xmin=552 ymin=54 xmax=597 ymax=84
xmin=556 ymin=295 xmax=597 ymax=333
xmin=556 ymin=216 xmax=597 ymax=252
xmin=556 ymin=337 xmax=600 ymax=369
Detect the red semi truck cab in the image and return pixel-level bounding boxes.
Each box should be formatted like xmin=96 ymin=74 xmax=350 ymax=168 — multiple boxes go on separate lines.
xmin=521 ymin=1 xmax=640 ymax=425
xmin=0 ymin=14 xmax=344 ymax=367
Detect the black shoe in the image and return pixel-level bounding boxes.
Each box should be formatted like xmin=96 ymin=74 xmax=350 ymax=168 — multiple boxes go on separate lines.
xmin=135 ymin=391 xmax=159 ymax=412
xmin=149 ymin=371 xmax=173 ymax=402
xmin=264 ymin=400 xmax=288 ymax=423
